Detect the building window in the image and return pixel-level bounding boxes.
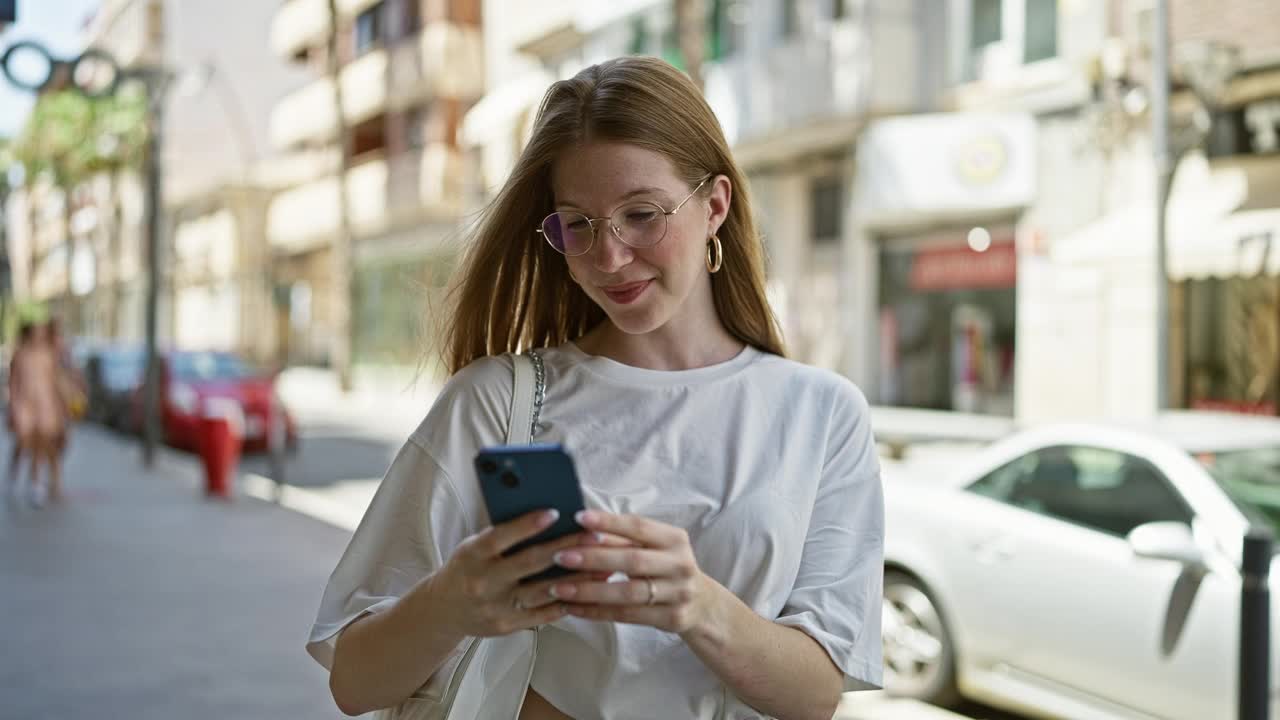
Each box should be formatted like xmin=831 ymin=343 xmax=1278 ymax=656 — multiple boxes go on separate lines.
xmin=1024 ymin=0 xmax=1057 ymax=63
xmin=780 ymin=0 xmax=798 ymax=39
xmin=629 ymin=17 xmax=650 ymax=55
xmin=354 ymin=1 xmax=386 ymax=56
xmin=969 ymin=0 xmax=1057 ymax=80
xmin=383 ymin=0 xmax=421 ymax=43
xmin=405 ymin=107 xmax=426 ymax=150
xmin=809 ymin=177 xmax=843 ymax=244
xmin=350 ymin=113 xmax=388 ymax=161
xmin=833 ymin=0 xmax=847 ymax=20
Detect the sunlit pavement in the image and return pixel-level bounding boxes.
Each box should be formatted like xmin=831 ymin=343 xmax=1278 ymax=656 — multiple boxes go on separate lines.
xmin=0 ymin=425 xmax=348 ymax=720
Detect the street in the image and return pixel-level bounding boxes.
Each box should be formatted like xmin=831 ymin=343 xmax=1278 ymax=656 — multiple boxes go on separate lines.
xmin=0 ymin=387 xmax=1027 ymax=720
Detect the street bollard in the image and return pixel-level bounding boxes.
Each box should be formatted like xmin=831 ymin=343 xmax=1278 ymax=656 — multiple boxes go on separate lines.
xmin=199 ymin=397 xmax=244 ymax=500
xmin=1241 ymin=527 xmax=1273 ymax=720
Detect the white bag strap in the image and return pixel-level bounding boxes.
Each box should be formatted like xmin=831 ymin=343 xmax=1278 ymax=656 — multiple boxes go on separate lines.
xmin=506 ymin=352 xmax=544 ymax=445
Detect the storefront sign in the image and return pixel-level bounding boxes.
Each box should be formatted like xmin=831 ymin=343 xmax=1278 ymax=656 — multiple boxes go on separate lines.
xmin=910 ymin=241 xmax=1017 ymax=291
xmin=855 ymin=113 xmax=1036 ymax=224
xmin=1191 ymin=399 xmax=1277 ymax=416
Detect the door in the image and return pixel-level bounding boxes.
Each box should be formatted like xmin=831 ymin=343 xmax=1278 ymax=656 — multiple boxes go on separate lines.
xmin=956 ymin=444 xmax=1227 ymax=718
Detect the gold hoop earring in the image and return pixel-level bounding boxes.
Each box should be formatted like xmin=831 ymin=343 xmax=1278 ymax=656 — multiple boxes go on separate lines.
xmin=705 ymin=235 xmax=723 ymax=273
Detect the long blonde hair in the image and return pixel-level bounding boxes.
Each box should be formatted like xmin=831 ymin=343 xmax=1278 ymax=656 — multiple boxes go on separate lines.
xmin=441 ymin=56 xmax=785 ymax=374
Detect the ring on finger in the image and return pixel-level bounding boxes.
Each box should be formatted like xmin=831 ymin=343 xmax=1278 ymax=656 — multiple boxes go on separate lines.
xmin=645 ymin=577 xmax=657 ymax=606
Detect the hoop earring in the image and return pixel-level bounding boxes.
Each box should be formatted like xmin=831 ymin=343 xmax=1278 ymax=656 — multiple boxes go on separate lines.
xmin=705 ymin=235 xmax=723 ymax=274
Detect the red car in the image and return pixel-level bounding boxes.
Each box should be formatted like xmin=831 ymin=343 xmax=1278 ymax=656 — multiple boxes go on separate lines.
xmin=128 ymin=350 xmax=298 ymax=454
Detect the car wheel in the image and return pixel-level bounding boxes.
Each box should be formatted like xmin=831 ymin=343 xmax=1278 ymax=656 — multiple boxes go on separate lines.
xmin=882 ymin=570 xmax=960 ymax=707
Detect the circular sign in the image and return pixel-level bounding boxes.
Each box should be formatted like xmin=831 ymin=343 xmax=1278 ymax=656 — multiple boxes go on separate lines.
xmin=953 ymin=133 xmax=1009 ymax=186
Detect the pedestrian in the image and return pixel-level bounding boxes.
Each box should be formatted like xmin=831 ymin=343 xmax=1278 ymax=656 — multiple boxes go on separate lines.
xmin=7 ymin=321 xmax=67 ymax=506
xmin=308 ymin=56 xmax=884 ymax=720
xmin=4 ymin=321 xmax=34 ymax=502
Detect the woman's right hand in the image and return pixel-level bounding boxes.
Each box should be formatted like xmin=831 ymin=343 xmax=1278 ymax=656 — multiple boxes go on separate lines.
xmin=432 ymin=509 xmax=594 ymax=637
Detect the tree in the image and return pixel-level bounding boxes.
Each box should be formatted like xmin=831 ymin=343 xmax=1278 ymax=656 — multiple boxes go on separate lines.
xmin=325 ymin=0 xmax=355 ymax=391
xmin=9 ymin=89 xmax=146 ymax=331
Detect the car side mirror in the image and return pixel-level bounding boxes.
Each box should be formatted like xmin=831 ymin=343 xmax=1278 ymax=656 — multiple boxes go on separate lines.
xmin=1128 ymin=522 xmax=1207 ymax=571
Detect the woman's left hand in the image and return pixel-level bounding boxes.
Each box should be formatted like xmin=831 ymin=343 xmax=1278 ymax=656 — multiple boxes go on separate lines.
xmin=547 ymin=509 xmax=716 ymax=634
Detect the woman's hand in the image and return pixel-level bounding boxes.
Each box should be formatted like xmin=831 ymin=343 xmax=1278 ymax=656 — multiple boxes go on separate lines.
xmin=433 ymin=509 xmax=598 ymax=637
xmin=547 ymin=510 xmax=717 ymax=634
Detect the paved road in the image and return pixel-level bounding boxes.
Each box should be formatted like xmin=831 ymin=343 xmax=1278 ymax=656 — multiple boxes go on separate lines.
xmin=0 ymin=425 xmax=350 ymax=720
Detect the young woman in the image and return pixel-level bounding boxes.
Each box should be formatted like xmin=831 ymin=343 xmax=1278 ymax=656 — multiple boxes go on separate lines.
xmin=7 ymin=322 xmax=68 ymax=506
xmin=308 ymin=56 xmax=884 ymax=720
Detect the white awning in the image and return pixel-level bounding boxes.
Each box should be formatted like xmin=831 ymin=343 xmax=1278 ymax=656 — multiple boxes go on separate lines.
xmin=1053 ymin=152 xmax=1280 ymax=279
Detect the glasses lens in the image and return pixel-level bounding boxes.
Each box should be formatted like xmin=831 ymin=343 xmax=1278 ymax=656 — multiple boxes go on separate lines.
xmin=612 ymin=203 xmax=666 ymax=247
xmin=541 ymin=212 xmax=591 ymax=255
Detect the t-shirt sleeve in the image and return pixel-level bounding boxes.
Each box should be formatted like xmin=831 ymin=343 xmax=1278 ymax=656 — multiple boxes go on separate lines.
xmin=775 ymin=382 xmax=885 ymax=691
xmin=304 ymin=437 xmax=472 ymax=669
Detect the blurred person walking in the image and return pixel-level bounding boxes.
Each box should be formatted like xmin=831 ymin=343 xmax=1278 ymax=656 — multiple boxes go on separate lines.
xmin=6 ymin=322 xmax=70 ymax=506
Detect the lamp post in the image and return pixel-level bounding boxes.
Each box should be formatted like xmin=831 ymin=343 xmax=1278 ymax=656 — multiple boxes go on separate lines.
xmin=2 ymin=40 xmax=171 ymax=468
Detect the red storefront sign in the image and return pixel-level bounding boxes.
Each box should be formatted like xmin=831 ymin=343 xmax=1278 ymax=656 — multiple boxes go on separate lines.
xmin=1191 ymin=399 xmax=1277 ymax=416
xmin=910 ymin=241 xmax=1017 ymax=291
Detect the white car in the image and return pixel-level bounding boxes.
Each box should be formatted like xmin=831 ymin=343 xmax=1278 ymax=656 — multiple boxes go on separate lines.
xmin=879 ymin=411 xmax=1279 ymax=720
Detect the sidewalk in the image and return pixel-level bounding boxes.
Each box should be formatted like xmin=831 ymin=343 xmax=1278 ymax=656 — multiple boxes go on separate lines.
xmin=0 ymin=425 xmax=349 ymax=720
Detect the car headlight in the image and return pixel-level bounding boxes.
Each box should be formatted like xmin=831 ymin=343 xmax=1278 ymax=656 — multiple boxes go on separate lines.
xmin=169 ymin=383 xmax=200 ymax=415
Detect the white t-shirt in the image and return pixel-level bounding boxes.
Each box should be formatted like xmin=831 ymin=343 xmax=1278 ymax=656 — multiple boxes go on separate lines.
xmin=307 ymin=342 xmax=884 ymax=719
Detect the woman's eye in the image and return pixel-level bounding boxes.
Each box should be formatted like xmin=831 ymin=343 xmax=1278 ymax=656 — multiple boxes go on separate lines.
xmin=626 ymin=210 xmax=659 ymax=224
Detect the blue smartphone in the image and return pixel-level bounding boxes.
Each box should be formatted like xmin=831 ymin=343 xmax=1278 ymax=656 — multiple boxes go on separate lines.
xmin=474 ymin=443 xmax=587 ymax=584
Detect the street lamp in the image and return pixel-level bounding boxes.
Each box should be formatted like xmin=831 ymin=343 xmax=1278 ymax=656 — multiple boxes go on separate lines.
xmin=1 ymin=39 xmax=170 ymax=468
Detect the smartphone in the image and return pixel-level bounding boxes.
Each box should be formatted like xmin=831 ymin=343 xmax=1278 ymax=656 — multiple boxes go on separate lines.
xmin=474 ymin=443 xmax=588 ymax=583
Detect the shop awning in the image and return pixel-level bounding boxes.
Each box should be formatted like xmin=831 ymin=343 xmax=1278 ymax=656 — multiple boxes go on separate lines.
xmin=1053 ymin=152 xmax=1280 ymax=278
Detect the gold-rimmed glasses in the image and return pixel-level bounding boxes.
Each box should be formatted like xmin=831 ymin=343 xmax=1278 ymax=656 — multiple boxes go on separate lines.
xmin=537 ymin=176 xmax=711 ymax=256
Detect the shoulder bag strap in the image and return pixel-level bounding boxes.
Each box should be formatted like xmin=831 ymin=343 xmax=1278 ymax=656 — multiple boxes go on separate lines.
xmin=506 ymin=351 xmax=544 ymax=445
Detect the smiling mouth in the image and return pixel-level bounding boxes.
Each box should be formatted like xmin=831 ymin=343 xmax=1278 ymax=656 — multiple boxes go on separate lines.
xmin=601 ymin=280 xmax=652 ymax=305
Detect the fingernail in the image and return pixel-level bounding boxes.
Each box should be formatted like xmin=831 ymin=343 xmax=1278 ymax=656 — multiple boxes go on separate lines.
xmin=574 ymin=510 xmax=591 ymax=525
xmin=542 ymin=509 xmax=560 ymax=525
xmin=554 ymin=551 xmax=582 ymax=567
xmin=593 ymin=532 xmax=605 ymax=543
xmin=550 ymin=584 xmax=575 ymax=599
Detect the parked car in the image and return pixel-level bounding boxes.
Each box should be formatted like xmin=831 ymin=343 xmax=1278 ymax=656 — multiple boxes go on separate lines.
xmin=84 ymin=345 xmax=146 ymax=429
xmin=127 ymin=350 xmax=297 ymax=454
xmin=881 ymin=411 xmax=1279 ymax=720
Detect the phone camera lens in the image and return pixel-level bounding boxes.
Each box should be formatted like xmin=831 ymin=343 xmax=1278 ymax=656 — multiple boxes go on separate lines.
xmin=479 ymin=460 xmax=497 ymax=474
xmin=500 ymin=471 xmax=519 ymax=488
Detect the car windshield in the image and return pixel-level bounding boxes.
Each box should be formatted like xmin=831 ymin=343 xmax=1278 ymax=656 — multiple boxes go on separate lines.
xmin=1195 ymin=447 xmax=1280 ymax=539
xmin=170 ymin=352 xmax=259 ymax=382
xmin=104 ymin=351 xmax=145 ymax=389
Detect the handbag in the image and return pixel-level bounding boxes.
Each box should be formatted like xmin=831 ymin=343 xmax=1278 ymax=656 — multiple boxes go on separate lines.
xmin=377 ymin=351 xmax=545 ymax=720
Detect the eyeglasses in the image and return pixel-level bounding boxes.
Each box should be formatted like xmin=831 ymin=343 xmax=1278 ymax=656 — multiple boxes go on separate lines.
xmin=537 ymin=176 xmax=711 ymax=257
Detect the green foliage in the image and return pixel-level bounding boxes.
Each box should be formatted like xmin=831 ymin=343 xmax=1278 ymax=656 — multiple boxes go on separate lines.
xmin=9 ymin=88 xmax=147 ymax=190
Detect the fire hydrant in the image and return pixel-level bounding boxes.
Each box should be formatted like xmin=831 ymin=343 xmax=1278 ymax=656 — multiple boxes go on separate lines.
xmin=199 ymin=397 xmax=244 ymax=499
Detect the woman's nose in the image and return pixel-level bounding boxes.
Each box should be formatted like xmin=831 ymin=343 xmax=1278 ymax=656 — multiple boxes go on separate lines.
xmin=590 ymin=224 xmax=634 ymax=273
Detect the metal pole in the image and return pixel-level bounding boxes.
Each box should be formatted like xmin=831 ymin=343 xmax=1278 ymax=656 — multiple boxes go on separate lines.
xmin=141 ymin=73 xmax=165 ymax=468
xmin=1152 ymin=0 xmax=1171 ymax=411
xmin=1241 ymin=528 xmax=1273 ymax=720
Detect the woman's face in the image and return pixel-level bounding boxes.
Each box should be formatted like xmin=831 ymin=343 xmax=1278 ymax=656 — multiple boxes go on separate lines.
xmin=550 ymin=142 xmax=729 ymax=338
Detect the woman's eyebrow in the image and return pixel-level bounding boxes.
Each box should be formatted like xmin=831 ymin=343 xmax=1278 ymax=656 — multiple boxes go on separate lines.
xmin=558 ymin=186 xmax=670 ymax=209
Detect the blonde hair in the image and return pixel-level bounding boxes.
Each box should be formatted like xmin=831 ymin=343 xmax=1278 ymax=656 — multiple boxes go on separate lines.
xmin=441 ymin=56 xmax=785 ymax=374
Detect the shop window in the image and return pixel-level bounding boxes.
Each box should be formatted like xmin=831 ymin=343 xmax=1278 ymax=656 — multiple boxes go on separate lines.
xmin=354 ymin=1 xmax=386 ymax=57
xmin=810 ymin=177 xmax=843 ymax=245
xmin=350 ymin=114 xmax=388 ymax=161
xmin=970 ymin=0 xmax=1002 ymax=52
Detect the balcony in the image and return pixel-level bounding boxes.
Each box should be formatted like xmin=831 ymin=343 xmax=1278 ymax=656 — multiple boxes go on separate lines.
xmin=266 ymin=144 xmax=464 ymax=254
xmin=270 ymin=0 xmax=384 ymax=61
xmin=269 ymin=22 xmax=483 ymax=151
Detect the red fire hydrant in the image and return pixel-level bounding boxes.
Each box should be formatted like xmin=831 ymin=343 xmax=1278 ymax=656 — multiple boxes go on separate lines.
xmin=199 ymin=398 xmax=244 ymax=500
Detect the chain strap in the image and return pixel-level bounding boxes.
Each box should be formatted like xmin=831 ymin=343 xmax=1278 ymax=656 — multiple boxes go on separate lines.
xmin=528 ymin=350 xmax=545 ymax=440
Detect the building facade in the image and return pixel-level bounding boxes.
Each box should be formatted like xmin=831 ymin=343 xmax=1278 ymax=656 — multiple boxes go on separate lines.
xmin=266 ymin=0 xmax=484 ymax=367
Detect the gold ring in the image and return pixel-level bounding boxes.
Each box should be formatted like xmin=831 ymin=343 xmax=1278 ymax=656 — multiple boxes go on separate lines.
xmin=645 ymin=578 xmax=657 ymax=606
